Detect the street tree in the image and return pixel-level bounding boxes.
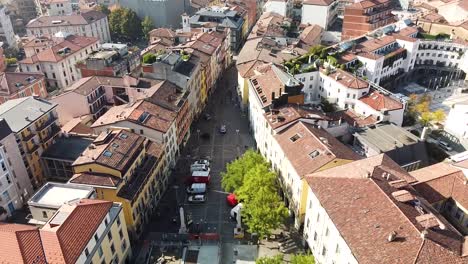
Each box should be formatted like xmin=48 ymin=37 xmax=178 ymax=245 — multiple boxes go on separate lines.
xmin=236 ymin=164 xmax=288 ymax=238
xmin=108 ymin=7 xmax=142 ymax=41
xmin=142 ymin=16 xmax=154 ymax=40
xmin=96 ymin=4 xmax=110 ymax=15
xmin=221 ymin=149 xmax=266 ymax=193
xmin=142 ymin=53 xmax=157 ymax=64
xmin=291 ymin=254 xmax=316 ymax=264
xmin=255 ymin=254 xmax=283 ymax=264
xmin=432 ymin=109 xmax=446 ymax=123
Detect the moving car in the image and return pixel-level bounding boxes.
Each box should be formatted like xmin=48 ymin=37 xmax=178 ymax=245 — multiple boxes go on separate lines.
xmin=438 ymin=140 xmax=453 ymax=151
xmin=194 ymin=159 xmax=210 ymax=167
xmin=190 ymin=164 xmax=209 ymax=173
xmin=188 ymin=194 xmax=206 ymax=203
xmin=186 ymin=183 xmax=207 ymax=194
xmin=219 ymin=125 xmax=227 ymax=134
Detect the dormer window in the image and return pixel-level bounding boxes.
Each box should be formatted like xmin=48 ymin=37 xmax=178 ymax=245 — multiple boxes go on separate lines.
xmin=290 ymin=134 xmax=301 ymax=142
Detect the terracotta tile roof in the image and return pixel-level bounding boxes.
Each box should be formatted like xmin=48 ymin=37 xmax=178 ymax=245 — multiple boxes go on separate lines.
xmin=264 ymin=105 xmax=333 ymax=130
xmin=341 ymin=109 xmax=378 ymax=127
xmin=348 ymin=0 xmax=390 ymax=9
xmin=358 ymin=35 xmax=396 ymax=52
xmin=145 ymin=80 xmax=186 ymax=112
xmin=27 ymin=10 xmax=107 ymax=28
xmin=398 ymin=26 xmax=419 ymax=37
xmin=299 ymin=24 xmax=323 ymax=46
xmin=69 ymin=172 xmax=121 ymax=187
xmin=40 ymin=199 xmax=113 ymax=264
xmin=359 ymin=91 xmax=403 ymax=111
xmin=0 ymin=72 xmax=45 ymax=96
xmin=453 ymin=159 xmax=468 ymax=169
xmin=250 ymin=12 xmax=288 ymax=38
xmin=337 ymin=51 xmax=357 ymax=64
xmin=415 ymin=239 xmax=468 ymax=264
xmin=410 ymin=163 xmax=468 ymax=209
xmin=324 ymin=69 xmax=369 ymax=89
xmin=0 ymin=223 xmax=46 ymax=264
xmin=73 ymin=130 xmax=146 ymax=173
xmin=127 ymin=101 xmax=177 ymax=133
xmin=19 ymin=35 xmax=98 ymax=64
xmin=149 ymin=28 xmax=176 ymax=39
xmin=306 ymin=154 xmax=466 ymax=264
xmin=275 ymin=122 xmax=360 ymax=177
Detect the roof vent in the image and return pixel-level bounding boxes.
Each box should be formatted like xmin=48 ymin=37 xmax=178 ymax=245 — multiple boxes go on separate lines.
xmin=387 ymin=231 xmax=397 ymax=242
xmin=391 ymin=190 xmax=414 ymax=203
xmin=416 ymin=214 xmax=440 ymax=229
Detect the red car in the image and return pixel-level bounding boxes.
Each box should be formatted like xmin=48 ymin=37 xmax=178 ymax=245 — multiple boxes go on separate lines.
xmin=227 ymin=193 xmax=238 ymax=207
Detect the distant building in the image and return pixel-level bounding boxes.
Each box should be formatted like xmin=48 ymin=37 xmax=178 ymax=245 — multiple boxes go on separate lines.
xmin=3 ymin=0 xmax=37 ymax=25
xmin=27 ymin=181 xmax=95 ymax=225
xmin=342 ymin=0 xmax=394 ymax=40
xmin=353 ymin=122 xmax=429 ymax=171
xmin=184 ymin=6 xmax=245 ymax=51
xmin=18 ymin=33 xmax=99 ymax=89
xmin=77 ymin=43 xmax=141 ymax=78
xmin=40 ymin=135 xmax=93 ymax=181
xmin=26 ymin=10 xmax=111 ymax=43
xmin=118 ymin=0 xmax=188 ymax=29
xmin=50 ymin=75 xmax=161 ymax=124
xmin=0 ymin=97 xmax=60 ymax=188
xmin=0 ymin=119 xmax=34 ymax=218
xmin=301 ymin=0 xmax=339 ymax=30
xmin=0 ymin=5 xmax=17 ymax=48
xmin=263 ymin=0 xmax=292 ymax=17
xmin=35 ymin=0 xmax=73 ymax=16
xmin=0 ymin=72 xmax=47 ymax=104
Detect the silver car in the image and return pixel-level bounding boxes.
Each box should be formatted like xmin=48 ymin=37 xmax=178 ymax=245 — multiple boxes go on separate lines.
xmin=188 ymin=194 xmax=206 ymax=203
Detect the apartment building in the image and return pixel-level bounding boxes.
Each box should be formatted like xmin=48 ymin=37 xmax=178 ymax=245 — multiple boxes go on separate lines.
xmin=19 ymin=33 xmax=99 ymax=89
xmin=142 ymin=51 xmax=203 ymax=119
xmin=303 ymin=154 xmax=468 ymax=263
xmin=263 ymin=0 xmax=292 ymax=17
xmin=0 ymin=97 xmax=60 ymax=189
xmin=184 ymin=6 xmax=245 ymax=51
xmin=411 ymin=162 xmax=468 ymax=234
xmin=342 ymin=0 xmax=394 ymax=40
xmin=0 ymin=5 xmax=16 ymax=48
xmin=77 ymin=43 xmax=141 ymax=78
xmin=50 ymin=75 xmax=161 ymax=125
xmin=91 ymin=99 xmax=179 ymax=168
xmin=26 ymin=10 xmax=111 ymax=43
xmin=0 ymin=119 xmax=34 ymax=218
xmin=27 ymin=182 xmax=95 ymax=225
xmin=35 ymin=0 xmax=73 ymax=16
xmin=70 ymin=130 xmax=167 ymax=239
xmin=301 ymin=0 xmax=339 ymax=30
xmin=0 ymin=72 xmax=47 ymax=104
xmin=0 ymin=198 xmax=131 ymax=264
xmin=3 ymin=0 xmax=37 ymax=24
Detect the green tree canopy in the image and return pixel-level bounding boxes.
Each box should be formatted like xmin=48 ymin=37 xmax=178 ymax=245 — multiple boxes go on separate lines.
xmin=108 ymin=7 xmax=142 ymax=41
xmin=96 ymin=4 xmax=110 ymax=15
xmin=291 ymin=254 xmax=316 ymax=264
xmin=221 ymin=149 xmax=266 ymax=193
xmin=255 ymin=254 xmax=283 ymax=264
xmin=142 ymin=53 xmax=157 ymax=64
xmin=142 ymin=16 xmax=155 ymax=40
xmin=255 ymin=254 xmax=315 ymax=264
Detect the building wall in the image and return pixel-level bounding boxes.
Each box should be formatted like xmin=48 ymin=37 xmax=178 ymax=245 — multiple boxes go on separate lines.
xmin=0 ymin=6 xmax=16 ymax=48
xmin=118 ymin=0 xmax=186 ymax=29
xmin=50 ymin=91 xmax=93 ymax=125
xmin=303 ymin=185 xmax=359 ymax=264
xmin=445 ymin=104 xmax=468 ymax=140
xmin=26 ymin=17 xmax=111 ymax=43
xmin=301 ymin=5 xmax=330 ymax=30
xmin=44 ymin=0 xmax=73 ymax=16
xmin=0 ymin=78 xmax=48 ymax=105
xmin=264 ymin=0 xmax=289 ymax=17
xmin=0 ymin=145 xmax=22 ymax=216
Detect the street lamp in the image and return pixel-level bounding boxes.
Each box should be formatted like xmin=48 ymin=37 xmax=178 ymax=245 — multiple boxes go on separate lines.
xmin=236 ymin=129 xmax=240 ymax=146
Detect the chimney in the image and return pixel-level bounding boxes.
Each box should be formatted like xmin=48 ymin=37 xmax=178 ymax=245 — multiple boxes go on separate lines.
xmin=279 ymin=88 xmax=282 ymax=95
xmin=387 ymin=231 xmax=397 ymax=242
xmin=271 ymin=92 xmax=275 ymax=101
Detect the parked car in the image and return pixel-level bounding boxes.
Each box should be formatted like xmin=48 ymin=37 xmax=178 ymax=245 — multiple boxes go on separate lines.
xmin=194 ymin=159 xmax=210 ymax=167
xmin=438 ymin=140 xmax=453 ymax=151
xmin=186 ymin=183 xmax=207 ymax=194
xmin=219 ymin=125 xmax=227 ymax=134
xmin=188 ymin=194 xmax=206 ymax=203
xmin=190 ymin=164 xmax=209 ymax=173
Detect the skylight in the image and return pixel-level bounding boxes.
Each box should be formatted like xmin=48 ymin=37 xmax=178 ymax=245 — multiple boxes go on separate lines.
xmin=103 ymin=150 xmax=113 ymax=157
xmin=119 ymin=133 xmax=128 ymax=139
xmin=309 ymin=150 xmax=320 ymax=159
xmin=290 ymin=133 xmax=301 ymax=142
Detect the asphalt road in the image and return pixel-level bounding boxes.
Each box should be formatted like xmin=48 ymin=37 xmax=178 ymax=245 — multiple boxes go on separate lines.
xmin=144 ymin=66 xmax=255 ymax=243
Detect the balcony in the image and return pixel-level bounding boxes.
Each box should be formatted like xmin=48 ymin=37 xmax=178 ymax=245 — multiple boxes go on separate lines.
xmin=21 ymin=131 xmax=36 ymax=142
xmin=117 ymin=155 xmax=158 ymax=202
xmin=26 ymin=143 xmax=40 ymax=154
xmin=41 ymin=125 xmax=60 ymax=143
xmin=87 ymin=88 xmax=105 ymax=104
xmin=36 ymin=115 xmax=58 ymax=132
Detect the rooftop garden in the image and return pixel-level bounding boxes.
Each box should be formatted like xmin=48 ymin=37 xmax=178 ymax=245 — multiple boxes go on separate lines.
xmin=283 ymin=45 xmax=348 ymax=75
xmin=418 ymin=32 xmax=451 ymax=41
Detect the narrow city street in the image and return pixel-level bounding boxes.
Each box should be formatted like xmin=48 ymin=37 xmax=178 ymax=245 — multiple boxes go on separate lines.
xmin=143 ymin=66 xmax=255 ymax=243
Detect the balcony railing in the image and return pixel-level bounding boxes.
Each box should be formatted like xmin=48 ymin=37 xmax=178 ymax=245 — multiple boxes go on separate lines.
xmin=36 ymin=115 xmax=58 ymax=132
xmin=87 ymin=88 xmax=105 ymax=104
xmin=26 ymin=144 xmax=40 ymax=154
xmin=21 ymin=131 xmax=36 ymax=142
xmin=41 ymin=125 xmax=60 ymax=143
xmin=117 ymin=155 xmax=158 ymax=202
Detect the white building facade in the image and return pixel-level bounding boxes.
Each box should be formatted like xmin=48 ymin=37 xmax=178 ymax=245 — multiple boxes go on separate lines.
xmin=445 ymin=102 xmax=468 ymax=140
xmin=26 ymin=10 xmax=111 ymax=43
xmin=263 ymin=0 xmax=292 ymax=17
xmin=301 ymin=0 xmax=338 ymax=30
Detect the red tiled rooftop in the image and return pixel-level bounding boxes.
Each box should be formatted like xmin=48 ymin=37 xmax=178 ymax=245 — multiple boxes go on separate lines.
xmin=359 ymin=91 xmax=403 ymax=111
xmin=0 ymin=223 xmax=46 ymax=264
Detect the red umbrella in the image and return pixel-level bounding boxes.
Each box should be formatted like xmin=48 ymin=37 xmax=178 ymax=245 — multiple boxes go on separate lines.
xmin=227 ymin=193 xmax=238 ymax=207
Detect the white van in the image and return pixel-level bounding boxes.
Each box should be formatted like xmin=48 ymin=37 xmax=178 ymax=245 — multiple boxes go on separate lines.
xmin=186 ymin=183 xmax=207 ymax=194
xmin=190 ymin=164 xmax=209 ymax=173
xmin=230 ymin=203 xmax=243 ymax=219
